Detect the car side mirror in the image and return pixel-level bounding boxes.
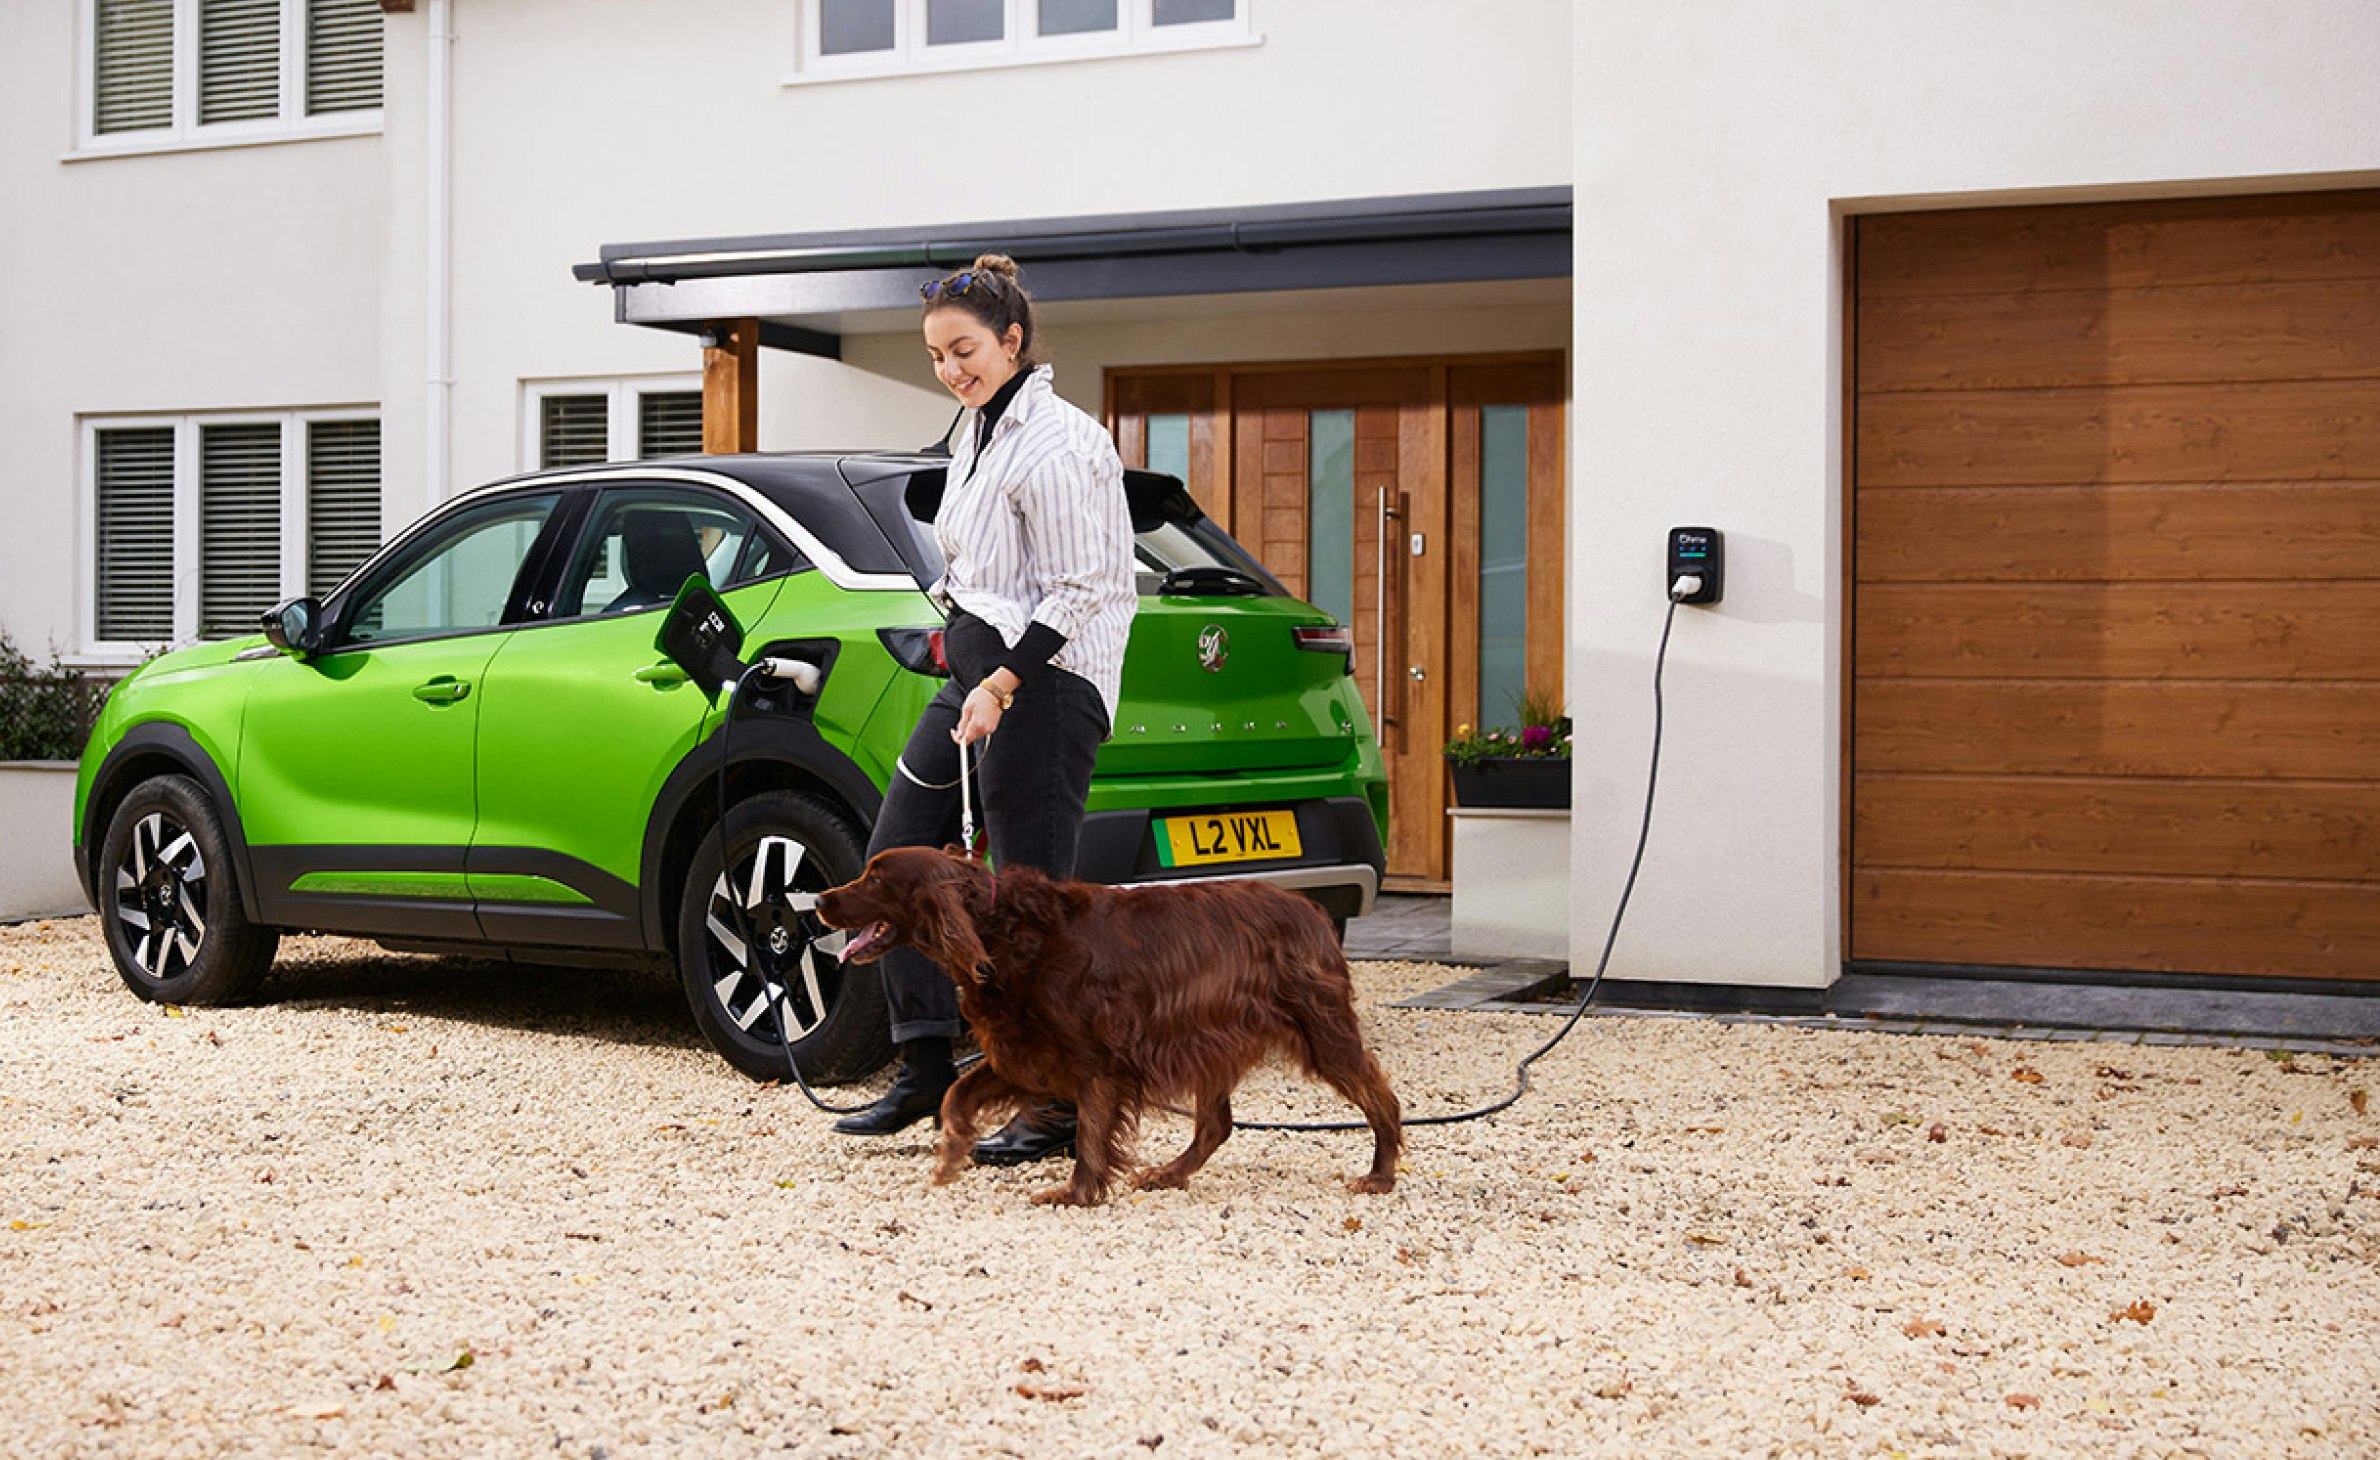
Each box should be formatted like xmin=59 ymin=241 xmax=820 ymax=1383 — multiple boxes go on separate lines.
xmin=262 ymin=596 xmax=324 ymax=658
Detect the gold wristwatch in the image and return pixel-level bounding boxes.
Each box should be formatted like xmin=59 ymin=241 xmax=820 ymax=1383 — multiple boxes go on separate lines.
xmin=979 ymin=678 xmax=1015 ymax=711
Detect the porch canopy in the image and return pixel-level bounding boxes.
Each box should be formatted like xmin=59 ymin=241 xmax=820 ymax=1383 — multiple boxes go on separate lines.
xmin=572 ymin=186 xmax=1573 ymax=368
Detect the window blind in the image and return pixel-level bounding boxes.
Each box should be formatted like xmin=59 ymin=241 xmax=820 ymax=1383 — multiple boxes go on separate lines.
xmin=95 ymin=428 xmax=177 ymax=642
xmin=199 ymin=0 xmax=281 ymax=125
xmin=307 ymin=419 xmax=382 ymax=596
xmin=540 ymin=395 xmax=611 ymax=468
xmin=306 ymin=0 xmax=382 ymax=114
xmin=94 ymin=0 xmax=174 ymax=134
xmin=637 ymin=391 xmax=705 ymax=458
xmin=199 ymin=423 xmax=282 ymax=639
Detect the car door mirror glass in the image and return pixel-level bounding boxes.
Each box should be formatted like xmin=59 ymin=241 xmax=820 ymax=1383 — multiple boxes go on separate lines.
xmin=262 ymin=597 xmax=323 ymax=657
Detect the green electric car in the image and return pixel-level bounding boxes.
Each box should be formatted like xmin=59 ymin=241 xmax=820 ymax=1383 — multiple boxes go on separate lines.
xmin=73 ymin=453 xmax=1387 ymax=1083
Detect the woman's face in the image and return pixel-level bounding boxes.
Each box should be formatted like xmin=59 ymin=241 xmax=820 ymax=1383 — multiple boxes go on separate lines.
xmin=923 ymin=309 xmax=1023 ymax=409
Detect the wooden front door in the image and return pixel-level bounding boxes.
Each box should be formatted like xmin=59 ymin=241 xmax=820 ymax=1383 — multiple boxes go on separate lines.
xmin=1111 ymin=356 xmax=1567 ymax=889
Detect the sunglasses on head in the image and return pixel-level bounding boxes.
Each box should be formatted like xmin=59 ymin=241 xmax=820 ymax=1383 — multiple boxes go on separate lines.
xmin=920 ymin=272 xmax=979 ymax=302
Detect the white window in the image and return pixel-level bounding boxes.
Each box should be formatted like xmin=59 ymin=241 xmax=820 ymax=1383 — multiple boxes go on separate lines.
xmin=520 ymin=378 xmax=706 ymax=470
xmin=795 ymin=0 xmax=1255 ymax=82
xmin=82 ymin=412 xmax=382 ymax=658
xmin=80 ymin=0 xmax=383 ymax=155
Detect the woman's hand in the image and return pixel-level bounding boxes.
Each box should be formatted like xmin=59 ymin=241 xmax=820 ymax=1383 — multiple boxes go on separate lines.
xmin=954 ymin=670 xmax=1020 ymax=746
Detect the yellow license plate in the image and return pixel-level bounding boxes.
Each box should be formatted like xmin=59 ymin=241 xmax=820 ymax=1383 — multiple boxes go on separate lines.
xmin=1155 ymin=809 xmax=1303 ymax=868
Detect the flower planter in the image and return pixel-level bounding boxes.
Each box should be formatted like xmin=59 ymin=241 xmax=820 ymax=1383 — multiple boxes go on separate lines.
xmin=0 ymin=761 xmax=91 ymax=920
xmin=1446 ymin=756 xmax=1571 ymax=809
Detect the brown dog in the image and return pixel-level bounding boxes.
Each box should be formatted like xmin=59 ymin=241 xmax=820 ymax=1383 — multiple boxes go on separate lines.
xmin=816 ymin=847 xmax=1402 ymax=1206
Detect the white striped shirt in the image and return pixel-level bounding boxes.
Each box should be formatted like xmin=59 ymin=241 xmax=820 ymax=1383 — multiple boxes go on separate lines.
xmin=931 ymin=365 xmax=1138 ymax=728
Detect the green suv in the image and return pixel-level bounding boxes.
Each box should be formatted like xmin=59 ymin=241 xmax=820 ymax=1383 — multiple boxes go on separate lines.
xmin=73 ymin=453 xmax=1387 ymax=1083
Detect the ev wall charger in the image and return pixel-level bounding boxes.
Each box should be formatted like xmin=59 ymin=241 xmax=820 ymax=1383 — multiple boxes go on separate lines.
xmin=1667 ymin=526 xmax=1724 ymax=605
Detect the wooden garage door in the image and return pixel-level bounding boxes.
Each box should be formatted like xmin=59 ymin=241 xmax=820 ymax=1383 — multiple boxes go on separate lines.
xmin=1850 ymin=190 xmax=2380 ymax=980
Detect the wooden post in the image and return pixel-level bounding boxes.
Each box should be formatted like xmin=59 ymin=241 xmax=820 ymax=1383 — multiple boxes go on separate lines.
xmin=702 ymin=319 xmax=759 ymax=454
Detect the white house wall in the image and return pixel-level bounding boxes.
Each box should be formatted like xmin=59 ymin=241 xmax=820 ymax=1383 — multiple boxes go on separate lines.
xmin=425 ymin=0 xmax=1572 ymax=488
xmin=1569 ymin=0 xmax=2380 ymax=987
xmin=0 ymin=4 xmax=383 ymax=664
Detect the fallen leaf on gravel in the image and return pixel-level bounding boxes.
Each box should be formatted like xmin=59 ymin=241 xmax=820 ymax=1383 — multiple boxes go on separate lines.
xmin=204 ymin=1030 xmax=222 ymax=1046
xmin=2213 ymin=1185 xmax=2248 ymax=1198
xmin=2062 ymin=1133 xmax=2094 ymax=1149
xmin=1978 ymin=1125 xmax=2009 ymax=1137
xmin=1734 ymin=1269 xmax=1753 ymax=1288
xmin=773 ymin=1179 xmax=798 ymax=1189
xmin=2350 ymin=1137 xmax=2378 ymax=1151
xmin=1687 ymin=1125 xmax=1724 ymax=1134
xmin=1580 ymin=1150 xmax=1597 ymax=1163
xmin=1593 ymin=1379 xmax=1631 ymax=1400
xmin=1901 ymin=1317 xmax=1945 ymax=1338
xmin=374 ymin=1376 xmax=396 ymax=1391
xmin=2006 ymin=1393 xmax=2041 ymax=1410
xmin=280 ymin=1401 xmax=345 ymax=1419
xmin=1395 ymin=1247 xmax=1417 ymax=1266
xmin=2352 ymin=1089 xmax=2369 ymax=1116
xmin=897 ymin=1291 xmax=933 ymax=1310
xmin=1015 ymin=1383 xmax=1086 ymax=1402
xmin=2096 ymin=1066 xmax=2135 ymax=1081
xmin=2111 ymin=1301 xmax=2156 ymax=1325
xmin=2056 ymin=1252 xmax=2103 ymax=1267
xmin=1020 ymin=1358 xmax=1046 ymax=1372
xmin=1880 ymin=1111 xmax=1920 ymax=1127
xmin=1686 ymin=1231 xmax=1725 ymax=1246
xmin=1927 ymin=1123 xmax=1948 ymax=1143
xmin=163 ymin=1006 xmax=184 ymax=1018
xmin=1843 ymin=1266 xmax=1871 ymax=1281
xmin=2012 ymin=1069 xmax=2044 ymax=1084
xmin=381 ymin=1024 xmax=406 ymax=1034
xmin=1845 ymin=1388 xmax=1881 ymax=1407
xmin=445 ymin=1350 xmax=475 ymax=1371
xmin=9 ymin=1220 xmax=47 ymax=1231
xmin=1343 ymin=1217 xmax=1362 ymax=1232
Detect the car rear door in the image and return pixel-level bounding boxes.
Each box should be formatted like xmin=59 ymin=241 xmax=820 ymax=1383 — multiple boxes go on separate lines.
xmin=466 ymin=482 xmax=800 ymax=950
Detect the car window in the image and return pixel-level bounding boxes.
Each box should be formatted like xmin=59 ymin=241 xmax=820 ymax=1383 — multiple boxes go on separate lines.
xmin=343 ymin=492 xmax=562 ymax=646
xmin=554 ymin=488 xmax=800 ymax=620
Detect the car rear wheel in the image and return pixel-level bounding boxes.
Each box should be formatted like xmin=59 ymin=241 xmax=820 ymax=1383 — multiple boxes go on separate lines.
xmin=676 ymin=790 xmax=890 ymax=1084
xmin=98 ymin=775 xmax=279 ymax=1005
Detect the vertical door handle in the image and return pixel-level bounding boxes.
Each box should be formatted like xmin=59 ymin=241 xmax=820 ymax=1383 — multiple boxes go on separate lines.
xmin=1375 ymin=486 xmax=1402 ymax=740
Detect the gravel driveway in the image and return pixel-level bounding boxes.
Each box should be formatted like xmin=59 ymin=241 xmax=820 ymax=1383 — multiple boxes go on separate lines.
xmin=6 ymin=916 xmax=2378 ymax=1458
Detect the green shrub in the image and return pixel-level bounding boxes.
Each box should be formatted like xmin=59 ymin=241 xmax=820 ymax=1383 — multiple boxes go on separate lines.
xmin=0 ymin=631 xmax=99 ymax=761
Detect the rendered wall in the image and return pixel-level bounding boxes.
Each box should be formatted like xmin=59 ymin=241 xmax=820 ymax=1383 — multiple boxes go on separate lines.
xmin=1570 ymin=0 xmax=2380 ymax=986
xmin=0 ymin=4 xmax=384 ymax=665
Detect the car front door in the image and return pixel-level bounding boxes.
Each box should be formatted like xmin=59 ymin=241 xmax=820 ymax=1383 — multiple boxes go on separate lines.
xmin=466 ymin=483 xmax=802 ymax=950
xmin=238 ymin=489 xmax=569 ymax=939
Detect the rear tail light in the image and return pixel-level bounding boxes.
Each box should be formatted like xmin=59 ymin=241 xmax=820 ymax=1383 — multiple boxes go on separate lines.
xmin=878 ymin=627 xmax=950 ymax=677
xmin=1292 ymin=624 xmax=1355 ymax=675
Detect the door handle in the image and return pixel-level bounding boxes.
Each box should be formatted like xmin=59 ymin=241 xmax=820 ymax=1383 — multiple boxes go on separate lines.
xmin=411 ymin=676 xmax=471 ymax=705
xmin=633 ymin=662 xmax=690 ymax=689
xmin=1375 ymin=486 xmax=1402 ymax=736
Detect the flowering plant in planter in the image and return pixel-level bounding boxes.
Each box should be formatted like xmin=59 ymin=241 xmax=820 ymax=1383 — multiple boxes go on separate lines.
xmin=1442 ymin=686 xmax=1571 ymax=768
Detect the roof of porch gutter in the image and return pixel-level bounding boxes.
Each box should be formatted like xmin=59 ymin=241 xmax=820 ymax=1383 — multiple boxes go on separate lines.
xmin=573 ymin=186 xmax=1572 ymax=359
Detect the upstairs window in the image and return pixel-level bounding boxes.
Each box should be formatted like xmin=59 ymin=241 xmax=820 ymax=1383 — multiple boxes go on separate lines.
xmin=799 ymin=0 xmax=1254 ymax=81
xmin=84 ymin=0 xmax=383 ymax=152
xmin=524 ymin=380 xmax=705 ymax=470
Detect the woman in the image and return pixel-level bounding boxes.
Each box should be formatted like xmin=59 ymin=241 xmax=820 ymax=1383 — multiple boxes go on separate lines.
xmin=832 ymin=254 xmax=1138 ymax=1167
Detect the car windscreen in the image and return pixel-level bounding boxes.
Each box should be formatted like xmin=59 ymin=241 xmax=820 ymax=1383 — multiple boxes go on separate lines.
xmin=846 ymin=461 xmax=1288 ymax=600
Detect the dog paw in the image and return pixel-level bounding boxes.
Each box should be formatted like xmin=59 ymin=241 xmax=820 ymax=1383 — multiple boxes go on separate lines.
xmin=1347 ymin=1174 xmax=1396 ymax=1195
xmin=1030 ymin=1185 xmax=1098 ymax=1207
xmin=1129 ymin=1167 xmax=1189 ymax=1191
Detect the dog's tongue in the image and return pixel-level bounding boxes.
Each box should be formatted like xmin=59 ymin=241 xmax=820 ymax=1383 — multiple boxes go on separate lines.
xmin=837 ymin=923 xmax=889 ymax=963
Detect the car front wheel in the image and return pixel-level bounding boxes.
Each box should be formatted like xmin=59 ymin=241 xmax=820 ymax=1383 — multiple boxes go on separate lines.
xmin=97 ymin=774 xmax=279 ymax=1005
xmin=676 ymin=791 xmax=890 ymax=1084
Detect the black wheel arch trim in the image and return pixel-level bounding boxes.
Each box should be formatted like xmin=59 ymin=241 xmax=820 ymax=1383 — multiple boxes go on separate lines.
xmin=79 ymin=723 xmax=261 ymax=923
xmin=639 ymin=718 xmax=884 ymax=951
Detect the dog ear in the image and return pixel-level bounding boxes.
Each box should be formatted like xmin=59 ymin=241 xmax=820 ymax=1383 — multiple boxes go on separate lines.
xmin=913 ymin=875 xmax=993 ymax=986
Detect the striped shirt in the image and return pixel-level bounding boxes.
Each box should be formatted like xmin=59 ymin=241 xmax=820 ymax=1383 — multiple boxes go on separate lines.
xmin=932 ymin=365 xmax=1138 ymax=728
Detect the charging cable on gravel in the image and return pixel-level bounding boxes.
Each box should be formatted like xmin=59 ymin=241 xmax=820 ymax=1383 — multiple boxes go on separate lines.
xmin=1234 ymin=597 xmax=1682 ymax=1134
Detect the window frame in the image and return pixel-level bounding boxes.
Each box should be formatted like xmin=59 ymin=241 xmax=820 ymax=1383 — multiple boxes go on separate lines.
xmin=77 ymin=406 xmax=380 ymax=664
xmin=324 ymin=487 xmax=570 ymax=654
xmin=544 ymin=484 xmax=806 ymax=626
xmin=72 ymin=0 xmax=384 ymax=160
xmin=790 ymin=0 xmax=1257 ymax=84
xmin=519 ymin=375 xmax=706 ymax=472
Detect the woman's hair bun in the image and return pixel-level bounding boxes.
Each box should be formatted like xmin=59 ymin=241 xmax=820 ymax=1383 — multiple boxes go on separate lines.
xmin=969 ymin=253 xmax=1021 ymax=280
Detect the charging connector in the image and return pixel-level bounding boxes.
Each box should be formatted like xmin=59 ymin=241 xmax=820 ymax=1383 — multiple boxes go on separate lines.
xmin=756 ymin=657 xmax=823 ymax=695
xmin=1669 ymin=573 xmax=1703 ymax=602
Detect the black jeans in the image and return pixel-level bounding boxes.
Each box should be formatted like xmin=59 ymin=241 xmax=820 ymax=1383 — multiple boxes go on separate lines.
xmin=869 ymin=612 xmax=1108 ymax=1043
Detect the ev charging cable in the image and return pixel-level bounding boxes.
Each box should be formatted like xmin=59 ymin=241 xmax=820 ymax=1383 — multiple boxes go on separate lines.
xmin=1234 ymin=596 xmax=1685 ymax=1134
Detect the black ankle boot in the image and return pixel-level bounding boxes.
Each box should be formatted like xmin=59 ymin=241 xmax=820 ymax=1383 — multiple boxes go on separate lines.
xmin=833 ymin=1040 xmax=953 ymax=1136
xmin=971 ymin=1102 xmax=1078 ymax=1165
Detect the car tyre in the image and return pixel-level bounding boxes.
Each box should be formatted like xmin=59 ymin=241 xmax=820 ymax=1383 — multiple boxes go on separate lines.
xmin=97 ymin=775 xmax=279 ymax=1006
xmin=677 ymin=790 xmax=890 ymax=1085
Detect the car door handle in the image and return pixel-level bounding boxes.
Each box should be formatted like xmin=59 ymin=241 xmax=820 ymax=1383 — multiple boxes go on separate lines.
xmin=633 ymin=662 xmax=690 ymax=689
xmin=411 ymin=676 xmax=471 ymax=705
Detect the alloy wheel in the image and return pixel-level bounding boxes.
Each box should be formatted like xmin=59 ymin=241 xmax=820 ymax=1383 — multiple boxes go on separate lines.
xmin=111 ymin=811 xmax=209 ymax=984
xmin=701 ymin=834 xmax=848 ymax=1049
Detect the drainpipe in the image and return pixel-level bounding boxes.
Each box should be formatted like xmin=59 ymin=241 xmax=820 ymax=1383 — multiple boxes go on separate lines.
xmin=424 ymin=0 xmax=454 ymax=507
